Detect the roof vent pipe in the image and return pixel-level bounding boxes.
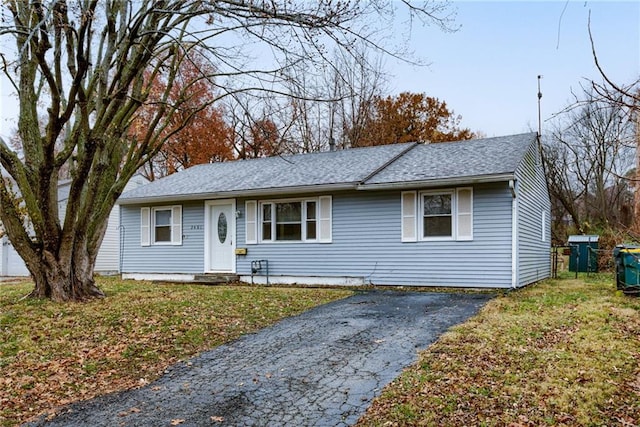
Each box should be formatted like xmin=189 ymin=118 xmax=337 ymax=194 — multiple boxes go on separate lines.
xmin=328 ymin=137 xmax=336 ymax=152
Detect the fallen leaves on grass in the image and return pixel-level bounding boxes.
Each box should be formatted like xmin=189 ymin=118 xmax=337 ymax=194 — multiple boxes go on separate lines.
xmin=356 ymin=274 xmax=640 ymax=426
xmin=0 ymin=277 xmax=350 ymax=427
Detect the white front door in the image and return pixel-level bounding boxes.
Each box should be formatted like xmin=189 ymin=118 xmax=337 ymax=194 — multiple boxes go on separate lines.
xmin=207 ymin=200 xmax=235 ymax=272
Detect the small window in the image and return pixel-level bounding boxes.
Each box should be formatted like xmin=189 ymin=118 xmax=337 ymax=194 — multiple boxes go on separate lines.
xmin=422 ymin=193 xmax=453 ymax=238
xmin=154 ymin=209 xmax=172 ymax=243
xmin=403 ymin=188 xmax=473 ymax=242
xmin=141 ymin=206 xmax=182 ymax=246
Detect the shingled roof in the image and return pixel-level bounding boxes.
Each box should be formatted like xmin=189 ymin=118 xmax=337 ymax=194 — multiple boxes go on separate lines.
xmin=119 ymin=133 xmax=537 ymax=204
xmin=119 ymin=142 xmax=415 ymax=203
xmin=361 ymin=133 xmax=537 ymax=189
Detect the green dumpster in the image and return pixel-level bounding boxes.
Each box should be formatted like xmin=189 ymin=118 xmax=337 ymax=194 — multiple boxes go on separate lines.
xmin=613 ymin=245 xmax=640 ymax=295
xmin=568 ymin=235 xmax=599 ymax=273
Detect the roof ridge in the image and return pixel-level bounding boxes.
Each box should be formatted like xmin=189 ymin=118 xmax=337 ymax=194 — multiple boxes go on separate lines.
xmin=184 ymin=141 xmax=416 ymax=170
xmin=358 ymin=142 xmax=419 ymax=185
xmin=433 ymin=131 xmax=537 ymax=146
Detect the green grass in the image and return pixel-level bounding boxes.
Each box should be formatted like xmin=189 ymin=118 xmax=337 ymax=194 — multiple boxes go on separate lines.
xmin=356 ymin=273 xmax=640 ymax=426
xmin=0 ymin=277 xmax=351 ymax=426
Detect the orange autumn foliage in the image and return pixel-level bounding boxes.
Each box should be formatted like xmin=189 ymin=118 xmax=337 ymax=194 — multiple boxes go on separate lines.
xmin=352 ymin=92 xmax=474 ymax=147
xmin=241 ymin=119 xmax=281 ymax=158
xmin=132 ymin=51 xmax=234 ymax=179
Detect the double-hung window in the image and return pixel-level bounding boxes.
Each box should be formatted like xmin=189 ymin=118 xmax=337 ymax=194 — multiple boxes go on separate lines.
xmin=401 ymin=188 xmax=473 ymax=242
xmin=154 ymin=208 xmax=173 ymax=243
xmin=422 ymin=192 xmax=453 ymax=238
xmin=140 ymin=206 xmax=182 ymax=246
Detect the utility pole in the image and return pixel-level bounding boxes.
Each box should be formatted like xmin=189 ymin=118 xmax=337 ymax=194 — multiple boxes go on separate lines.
xmin=537 ymin=75 xmax=543 ymax=136
xmin=634 ymin=111 xmax=640 ymax=233
xmin=536 ymin=75 xmax=546 ymax=167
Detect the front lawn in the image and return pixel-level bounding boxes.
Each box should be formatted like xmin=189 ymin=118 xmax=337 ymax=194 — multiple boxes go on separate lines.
xmin=4 ymin=274 xmax=638 ymax=426
xmin=0 ymin=278 xmax=351 ymax=426
xmin=357 ymin=273 xmax=640 ymax=426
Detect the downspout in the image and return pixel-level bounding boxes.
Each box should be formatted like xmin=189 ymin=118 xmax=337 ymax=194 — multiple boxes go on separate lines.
xmin=510 ymin=180 xmax=518 ymax=288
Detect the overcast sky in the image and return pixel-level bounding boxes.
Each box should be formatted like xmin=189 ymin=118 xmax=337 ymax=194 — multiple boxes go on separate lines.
xmin=388 ymin=0 xmax=639 ymax=136
xmin=0 ymin=1 xmax=638 ymax=141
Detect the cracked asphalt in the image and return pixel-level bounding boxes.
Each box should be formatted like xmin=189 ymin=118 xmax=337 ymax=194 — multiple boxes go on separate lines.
xmin=27 ymin=290 xmax=493 ymax=427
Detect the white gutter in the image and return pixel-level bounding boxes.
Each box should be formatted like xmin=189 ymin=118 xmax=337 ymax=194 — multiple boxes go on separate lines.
xmin=357 ymin=173 xmax=515 ymax=191
xmin=118 ymin=174 xmax=517 ymax=205
xmin=510 ymin=179 xmax=518 ymax=288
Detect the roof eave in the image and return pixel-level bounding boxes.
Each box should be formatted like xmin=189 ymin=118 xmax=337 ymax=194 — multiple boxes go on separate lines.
xmin=117 ymin=182 xmax=358 ymax=205
xmin=357 ymin=173 xmax=516 ymax=191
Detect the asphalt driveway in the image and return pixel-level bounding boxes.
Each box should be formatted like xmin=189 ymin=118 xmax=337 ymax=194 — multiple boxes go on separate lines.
xmin=28 ymin=290 xmax=493 ymax=427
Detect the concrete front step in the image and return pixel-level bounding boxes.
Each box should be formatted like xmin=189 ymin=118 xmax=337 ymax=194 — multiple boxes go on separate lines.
xmin=193 ymin=274 xmax=240 ymax=285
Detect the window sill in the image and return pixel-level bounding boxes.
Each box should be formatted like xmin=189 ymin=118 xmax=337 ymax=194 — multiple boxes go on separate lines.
xmin=257 ymin=240 xmax=324 ymax=244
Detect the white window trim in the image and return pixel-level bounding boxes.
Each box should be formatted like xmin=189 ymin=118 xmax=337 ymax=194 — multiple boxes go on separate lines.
xmin=149 ymin=205 xmax=182 ymax=246
xmin=257 ymin=196 xmax=331 ymax=243
xmin=403 ymin=187 xmax=473 ymax=242
xmin=541 ymin=210 xmax=546 ymax=242
xmin=419 ymin=189 xmax=455 ymax=241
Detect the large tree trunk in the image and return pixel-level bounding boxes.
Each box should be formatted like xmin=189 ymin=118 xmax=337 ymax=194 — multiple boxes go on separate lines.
xmin=26 ymin=248 xmax=105 ymax=302
xmin=12 ymin=196 xmax=112 ymax=302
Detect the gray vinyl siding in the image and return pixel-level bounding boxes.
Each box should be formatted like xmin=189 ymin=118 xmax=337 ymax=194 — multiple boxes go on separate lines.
xmin=236 ymin=183 xmax=513 ymax=288
xmin=515 ymin=142 xmax=551 ymax=286
xmin=120 ymin=201 xmax=205 ymax=274
xmin=120 ymin=185 xmax=515 ymax=287
xmin=99 ymin=175 xmax=148 ymax=273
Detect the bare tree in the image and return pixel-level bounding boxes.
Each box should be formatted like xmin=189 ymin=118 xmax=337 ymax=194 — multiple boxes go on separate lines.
xmin=0 ymin=1 xmax=454 ymax=301
xmin=587 ymin=12 xmax=640 ymax=230
xmin=225 ymin=94 xmax=291 ymax=159
xmin=223 ymin=43 xmax=388 ymax=156
xmin=330 ymin=45 xmax=388 ymax=149
xmin=543 ymin=136 xmax=585 ymax=239
xmin=134 ymin=49 xmax=234 ymax=181
xmin=544 ymin=88 xmax=635 ymax=241
xmin=588 ymin=13 xmax=640 ymax=114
